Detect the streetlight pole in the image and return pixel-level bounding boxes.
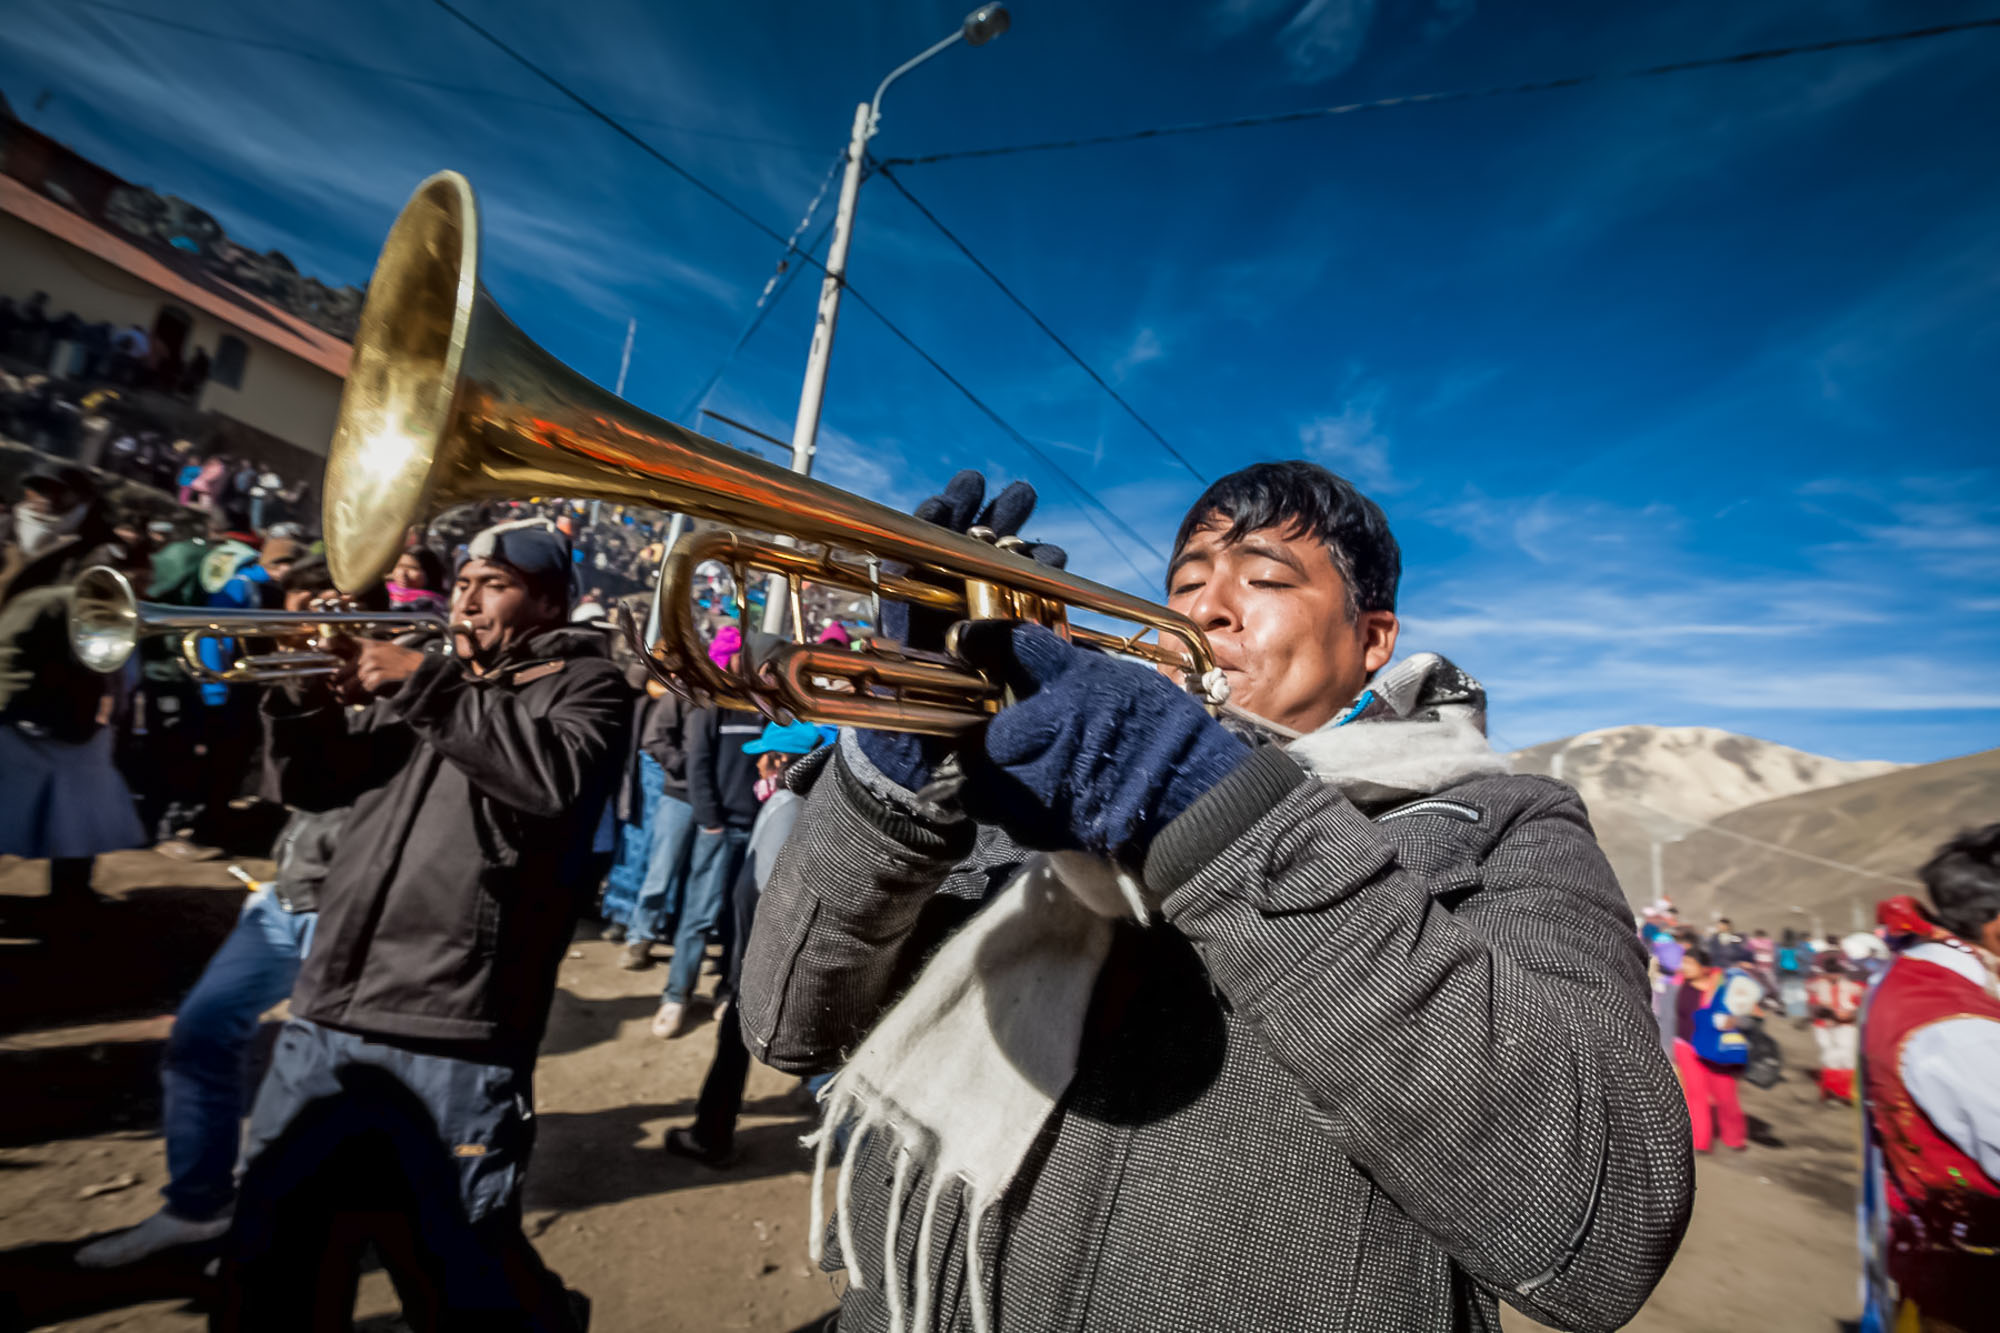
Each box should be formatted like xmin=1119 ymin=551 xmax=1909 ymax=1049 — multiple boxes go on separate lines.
xmin=760 ymin=4 xmax=1011 ymax=634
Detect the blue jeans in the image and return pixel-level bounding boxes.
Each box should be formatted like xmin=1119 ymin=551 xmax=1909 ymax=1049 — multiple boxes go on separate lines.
xmin=230 ymin=1019 xmax=571 ymax=1326
xmin=162 ymin=888 xmax=315 ymax=1220
xmin=662 ymin=827 xmax=748 ymax=1005
xmin=628 ymin=792 xmax=696 ymax=943
xmin=599 ymin=755 xmax=665 ymax=923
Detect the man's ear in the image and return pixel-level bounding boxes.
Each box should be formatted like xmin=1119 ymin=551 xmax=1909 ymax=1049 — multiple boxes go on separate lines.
xmin=1360 ymin=611 xmax=1398 ymax=674
xmin=1979 ymin=915 xmax=2000 ymax=958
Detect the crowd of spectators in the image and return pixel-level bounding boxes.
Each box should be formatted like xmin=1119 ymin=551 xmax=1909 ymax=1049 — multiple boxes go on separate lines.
xmin=0 ymin=290 xmax=210 ymax=398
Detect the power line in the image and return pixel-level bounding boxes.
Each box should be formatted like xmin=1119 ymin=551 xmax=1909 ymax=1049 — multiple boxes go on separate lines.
xmin=874 ymin=163 xmax=1208 ymax=486
xmin=678 ymin=150 xmax=846 ymax=421
xmin=678 ymin=209 xmax=836 ymax=422
xmin=68 ymin=0 xmax=818 ymax=153
xmin=1670 ymin=815 xmax=1919 ymax=888
xmin=427 ymin=0 xmax=1167 ymax=579
xmin=883 ymin=15 xmax=2000 ymax=167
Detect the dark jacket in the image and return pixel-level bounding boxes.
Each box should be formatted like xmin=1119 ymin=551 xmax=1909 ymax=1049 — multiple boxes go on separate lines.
xmin=614 ymin=692 xmax=692 ymax=823
xmin=638 ymin=692 xmax=689 ymax=800
xmin=0 ymin=584 xmax=105 ymax=741
xmin=264 ymin=626 xmax=630 ymax=1059
xmin=266 ymin=805 xmax=350 ymax=915
xmin=685 ymin=706 xmax=761 ymax=831
xmin=741 ymin=739 xmax=1692 ymax=1333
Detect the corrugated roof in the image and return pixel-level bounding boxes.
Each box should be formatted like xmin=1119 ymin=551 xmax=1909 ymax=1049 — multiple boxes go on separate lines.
xmin=0 ymin=173 xmax=351 ymax=378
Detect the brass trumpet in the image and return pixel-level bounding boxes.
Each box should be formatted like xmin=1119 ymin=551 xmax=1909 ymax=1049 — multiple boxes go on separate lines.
xmin=322 ymin=171 xmax=1217 ymax=734
xmin=69 ymin=565 xmax=447 ymax=685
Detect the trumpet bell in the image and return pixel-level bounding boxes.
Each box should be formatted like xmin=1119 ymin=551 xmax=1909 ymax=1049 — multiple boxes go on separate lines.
xmin=71 ymin=565 xmax=142 ymax=674
xmin=323 ymin=171 xmax=476 ymax=594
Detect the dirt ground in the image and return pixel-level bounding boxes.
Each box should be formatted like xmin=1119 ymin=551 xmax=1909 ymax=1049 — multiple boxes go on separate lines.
xmin=1 ymin=850 xmax=1868 ymax=1332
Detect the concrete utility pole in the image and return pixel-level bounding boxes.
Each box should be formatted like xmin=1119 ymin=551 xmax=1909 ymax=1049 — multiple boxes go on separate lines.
xmin=760 ymin=4 xmax=1011 ymax=635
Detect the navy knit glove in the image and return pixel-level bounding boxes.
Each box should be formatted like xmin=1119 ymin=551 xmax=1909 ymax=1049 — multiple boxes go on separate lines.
xmin=857 ymin=471 xmax=1065 ymax=793
xmin=954 ymin=621 xmax=1249 ymax=865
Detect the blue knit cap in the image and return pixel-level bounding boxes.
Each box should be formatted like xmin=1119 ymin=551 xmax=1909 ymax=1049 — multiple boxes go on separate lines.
xmin=459 ymin=518 xmax=575 ymax=609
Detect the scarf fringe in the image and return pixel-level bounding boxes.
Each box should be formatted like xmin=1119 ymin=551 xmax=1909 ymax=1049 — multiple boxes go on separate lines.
xmin=835 ymin=1115 xmax=864 ymax=1289
xmin=911 ymin=1163 xmax=946 ymax=1332
xmin=884 ymin=1146 xmax=914 ymax=1333
xmin=803 ymin=1087 xmax=1001 ymax=1332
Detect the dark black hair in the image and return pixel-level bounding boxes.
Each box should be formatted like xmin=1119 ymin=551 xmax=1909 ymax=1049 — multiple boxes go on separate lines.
xmin=1169 ymin=461 xmax=1400 ymax=614
xmin=279 ymin=554 xmax=335 ymax=596
xmin=398 ymin=543 xmax=447 ymax=592
xmin=281 ymin=555 xmax=389 ymax=611
xmin=1920 ymin=823 xmax=2000 ymax=941
xmin=1684 ymin=942 xmax=1714 ymax=968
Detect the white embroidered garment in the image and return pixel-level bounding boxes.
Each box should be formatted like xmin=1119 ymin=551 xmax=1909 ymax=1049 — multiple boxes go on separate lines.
xmin=807 ymin=651 xmax=1506 ymax=1331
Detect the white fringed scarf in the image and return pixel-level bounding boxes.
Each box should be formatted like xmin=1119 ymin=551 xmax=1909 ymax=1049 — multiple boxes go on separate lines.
xmin=805 ymin=653 xmax=1506 ymax=1331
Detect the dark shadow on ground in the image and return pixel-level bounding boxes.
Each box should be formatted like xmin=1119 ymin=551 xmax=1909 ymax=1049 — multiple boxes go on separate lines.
xmin=0 ymin=1235 xmax=216 ymax=1333
xmin=0 ymin=1018 xmax=280 ymax=1149
xmin=0 ymin=1034 xmax=165 ymax=1147
xmin=781 ymin=1313 xmax=839 ymax=1333
xmin=0 ymin=882 xmax=244 ymax=1034
xmin=1746 ymin=1114 xmax=1786 ymax=1148
xmin=536 ymin=991 xmax=669 ymax=1060
xmin=525 ymin=1096 xmax=817 ymax=1213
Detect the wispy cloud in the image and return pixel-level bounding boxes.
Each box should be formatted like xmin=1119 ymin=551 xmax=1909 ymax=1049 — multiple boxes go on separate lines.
xmin=1404 ymin=477 xmax=2000 ymax=753
xmin=1113 ymin=326 xmax=1165 ymax=378
xmin=1423 ymin=490 xmax=1680 ymax=563
xmin=1299 ymin=397 xmax=1398 ymax=492
xmin=1803 ymin=475 xmax=2000 ymax=583
xmin=1423 ymin=0 xmax=1475 ymax=42
xmin=1208 ymin=0 xmax=1380 ymax=82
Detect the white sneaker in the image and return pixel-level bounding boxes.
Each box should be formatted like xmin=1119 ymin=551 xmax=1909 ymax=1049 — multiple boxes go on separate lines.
xmin=74 ymin=1208 xmax=231 ymax=1268
xmin=651 ymin=1000 xmax=690 ymax=1039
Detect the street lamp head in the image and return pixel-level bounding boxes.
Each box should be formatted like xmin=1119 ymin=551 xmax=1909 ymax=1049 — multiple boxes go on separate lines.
xmin=962 ymin=4 xmax=1011 ymax=46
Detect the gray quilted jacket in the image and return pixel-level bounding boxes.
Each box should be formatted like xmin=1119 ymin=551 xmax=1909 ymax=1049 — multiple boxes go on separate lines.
xmin=741 ymin=730 xmax=1692 ymax=1332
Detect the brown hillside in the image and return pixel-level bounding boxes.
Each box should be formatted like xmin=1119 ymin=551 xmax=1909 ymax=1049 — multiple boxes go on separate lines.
xmin=1659 ymin=746 xmax=2000 ymax=935
xmin=1509 ymin=725 xmax=1899 ymax=905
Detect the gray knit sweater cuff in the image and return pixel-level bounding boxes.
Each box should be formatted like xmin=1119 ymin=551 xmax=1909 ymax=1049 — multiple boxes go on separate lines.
xmin=829 ymin=741 xmax=977 ymax=862
xmin=1144 ymin=745 xmax=1311 ymax=893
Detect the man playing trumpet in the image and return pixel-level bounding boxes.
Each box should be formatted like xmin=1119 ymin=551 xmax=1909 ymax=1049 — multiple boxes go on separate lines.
xmin=742 ymin=461 xmax=1691 ymax=1332
xmin=213 ymin=518 xmax=628 ymax=1332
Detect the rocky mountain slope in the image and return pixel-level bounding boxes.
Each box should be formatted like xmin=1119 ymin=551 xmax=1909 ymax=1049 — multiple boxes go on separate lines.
xmin=1509 ymin=726 xmax=1901 ymax=905
xmin=1659 ymin=747 xmax=2000 ymax=934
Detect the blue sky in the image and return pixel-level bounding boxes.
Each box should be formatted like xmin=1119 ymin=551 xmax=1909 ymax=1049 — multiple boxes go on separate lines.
xmin=5 ymin=0 xmax=1996 ymax=761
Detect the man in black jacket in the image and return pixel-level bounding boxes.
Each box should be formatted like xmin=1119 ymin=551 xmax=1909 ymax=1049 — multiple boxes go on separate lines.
xmin=215 ymin=520 xmax=629 ymax=1332
xmin=742 ymin=465 xmax=1691 ymax=1332
xmin=651 ymin=637 xmax=764 ymax=1037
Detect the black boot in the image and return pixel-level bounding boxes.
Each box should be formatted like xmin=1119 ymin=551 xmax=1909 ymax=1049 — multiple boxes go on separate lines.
xmin=48 ymin=857 xmax=118 ymax=910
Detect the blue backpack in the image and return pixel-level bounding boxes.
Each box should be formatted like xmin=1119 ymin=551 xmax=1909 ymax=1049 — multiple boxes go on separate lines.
xmin=1691 ymin=971 xmax=1754 ymax=1066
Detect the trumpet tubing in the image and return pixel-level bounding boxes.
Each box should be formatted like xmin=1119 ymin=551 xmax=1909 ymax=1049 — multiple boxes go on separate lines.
xmin=69 ymin=566 xmax=446 ymax=684
xmin=322 ymin=172 xmax=1215 ymax=733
